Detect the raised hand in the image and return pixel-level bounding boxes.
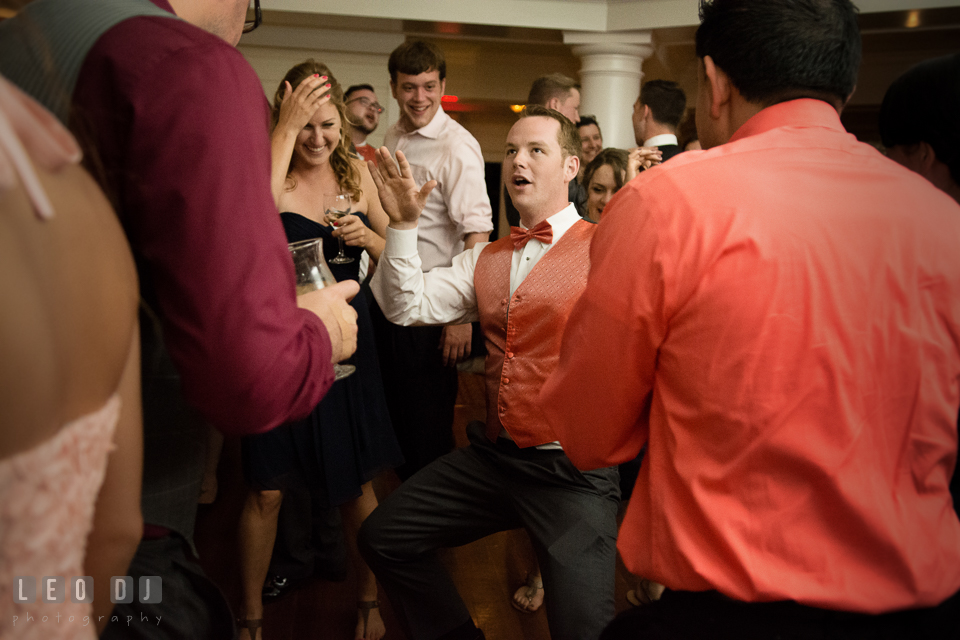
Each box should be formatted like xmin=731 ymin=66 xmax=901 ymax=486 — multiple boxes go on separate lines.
xmin=369 ymin=148 xmax=437 ymax=230
xmin=626 ymin=146 xmax=663 ymax=181
xmin=270 ymin=74 xmax=331 ymax=204
xmin=275 ymin=74 xmax=331 ymax=136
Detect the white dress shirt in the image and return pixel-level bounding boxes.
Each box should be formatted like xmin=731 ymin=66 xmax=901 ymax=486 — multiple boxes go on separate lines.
xmin=384 ymin=108 xmax=494 ymax=272
xmin=371 ymin=203 xmax=582 ymax=449
xmin=643 ymin=133 xmax=679 ymax=148
xmin=371 ymin=204 xmax=582 ymax=327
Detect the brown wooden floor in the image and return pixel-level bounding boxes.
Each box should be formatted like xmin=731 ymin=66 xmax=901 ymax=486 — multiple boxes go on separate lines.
xmin=195 ymin=371 xmax=638 ymax=640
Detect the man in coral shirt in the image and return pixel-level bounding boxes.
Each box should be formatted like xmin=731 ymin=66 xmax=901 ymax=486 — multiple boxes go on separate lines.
xmin=360 ymin=105 xmax=620 ymax=640
xmin=542 ymin=0 xmax=960 ymax=636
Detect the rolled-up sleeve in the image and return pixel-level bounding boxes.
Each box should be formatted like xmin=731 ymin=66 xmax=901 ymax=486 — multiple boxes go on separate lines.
xmin=117 ymin=41 xmax=333 ymax=435
xmin=442 ymin=134 xmax=494 ymax=238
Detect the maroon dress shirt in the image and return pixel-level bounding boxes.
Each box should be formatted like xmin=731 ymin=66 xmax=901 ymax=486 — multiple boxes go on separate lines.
xmin=73 ymin=0 xmax=334 ymax=435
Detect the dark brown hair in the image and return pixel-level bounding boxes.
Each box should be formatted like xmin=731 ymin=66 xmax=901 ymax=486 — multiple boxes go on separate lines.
xmin=639 ymin=80 xmax=687 ymax=129
xmin=582 ymin=148 xmax=629 ymax=194
xmin=388 ymin=41 xmax=446 ymax=83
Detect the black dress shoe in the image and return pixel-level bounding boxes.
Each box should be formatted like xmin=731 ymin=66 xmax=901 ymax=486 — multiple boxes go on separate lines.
xmin=261 ymin=575 xmax=304 ymax=603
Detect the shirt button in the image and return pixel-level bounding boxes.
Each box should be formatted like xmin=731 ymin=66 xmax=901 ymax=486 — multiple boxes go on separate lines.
xmin=501 ymin=298 xmax=507 ymax=305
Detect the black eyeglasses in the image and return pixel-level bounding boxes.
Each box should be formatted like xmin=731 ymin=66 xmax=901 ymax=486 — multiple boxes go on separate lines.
xmin=346 ymin=97 xmax=384 ymax=114
xmin=243 ymin=0 xmax=262 ymax=34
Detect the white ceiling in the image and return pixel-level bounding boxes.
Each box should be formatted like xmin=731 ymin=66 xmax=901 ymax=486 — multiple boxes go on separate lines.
xmin=271 ymin=0 xmax=960 ymax=32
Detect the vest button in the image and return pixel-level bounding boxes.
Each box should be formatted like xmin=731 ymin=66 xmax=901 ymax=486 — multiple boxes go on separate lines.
xmin=506 ymin=352 xmax=514 ymax=358
xmin=503 ymin=378 xmax=510 ymax=384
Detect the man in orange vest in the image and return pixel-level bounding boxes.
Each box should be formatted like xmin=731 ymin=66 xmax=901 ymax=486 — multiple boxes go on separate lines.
xmin=359 ymin=104 xmax=619 ymax=640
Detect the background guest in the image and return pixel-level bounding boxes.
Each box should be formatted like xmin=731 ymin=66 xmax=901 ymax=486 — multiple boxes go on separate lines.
xmin=879 ymin=53 xmax=960 ymax=206
xmin=239 ymin=59 xmax=401 ymax=640
xmin=631 ymin=79 xmax=687 ymax=162
xmin=371 ymin=40 xmax=493 ymax=482
xmin=578 ymin=115 xmax=603 ymax=166
xmin=678 ymin=109 xmax=701 ymax=151
xmin=345 ymin=83 xmax=383 ymax=166
xmin=582 ymin=148 xmax=628 ymax=222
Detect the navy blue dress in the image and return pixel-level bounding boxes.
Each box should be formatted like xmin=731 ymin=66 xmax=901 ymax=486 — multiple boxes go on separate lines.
xmin=242 ymin=212 xmax=403 ymax=507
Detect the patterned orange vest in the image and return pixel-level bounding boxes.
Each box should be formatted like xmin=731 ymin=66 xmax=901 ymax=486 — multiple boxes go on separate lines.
xmin=473 ymin=220 xmax=596 ymax=447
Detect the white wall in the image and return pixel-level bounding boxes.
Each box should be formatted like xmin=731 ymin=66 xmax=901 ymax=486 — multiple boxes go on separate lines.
xmin=237 ymin=28 xmax=406 ymax=148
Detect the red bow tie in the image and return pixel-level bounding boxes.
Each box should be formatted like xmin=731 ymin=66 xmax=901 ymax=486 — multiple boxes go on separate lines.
xmin=510 ymin=220 xmax=553 ymax=249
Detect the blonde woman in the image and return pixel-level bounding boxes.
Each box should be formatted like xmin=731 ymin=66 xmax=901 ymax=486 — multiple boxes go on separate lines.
xmin=237 ymin=60 xmax=400 ymax=640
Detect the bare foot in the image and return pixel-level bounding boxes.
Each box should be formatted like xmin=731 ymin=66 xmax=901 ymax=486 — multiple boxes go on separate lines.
xmin=511 ymin=576 xmax=544 ymax=613
xmin=356 ymin=601 xmax=385 ymax=640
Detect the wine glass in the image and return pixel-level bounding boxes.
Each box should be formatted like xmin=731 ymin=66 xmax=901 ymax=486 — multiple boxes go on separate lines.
xmin=324 ymin=193 xmax=354 ymax=265
xmin=288 ymin=237 xmax=356 ymax=381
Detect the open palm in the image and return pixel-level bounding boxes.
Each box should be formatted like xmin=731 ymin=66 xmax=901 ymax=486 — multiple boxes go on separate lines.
xmin=368 ymin=148 xmax=437 ymax=226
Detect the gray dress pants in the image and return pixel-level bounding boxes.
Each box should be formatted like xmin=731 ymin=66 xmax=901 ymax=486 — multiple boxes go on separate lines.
xmin=359 ymin=421 xmax=620 ymax=640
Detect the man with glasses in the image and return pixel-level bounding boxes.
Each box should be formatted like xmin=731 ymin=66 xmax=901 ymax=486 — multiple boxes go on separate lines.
xmin=345 ymin=83 xmax=384 ymax=165
xmin=0 ymin=0 xmax=357 ymax=639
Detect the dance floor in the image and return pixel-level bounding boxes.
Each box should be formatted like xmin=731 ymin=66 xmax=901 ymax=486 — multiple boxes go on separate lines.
xmin=196 ymin=370 xmax=638 ymax=639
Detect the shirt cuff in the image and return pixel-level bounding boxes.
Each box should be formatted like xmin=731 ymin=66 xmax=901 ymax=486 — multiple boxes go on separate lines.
xmin=384 ymin=225 xmax=420 ymax=258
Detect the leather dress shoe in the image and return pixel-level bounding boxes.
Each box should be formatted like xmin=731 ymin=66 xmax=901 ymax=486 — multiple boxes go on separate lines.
xmin=261 ymin=575 xmax=304 ymax=603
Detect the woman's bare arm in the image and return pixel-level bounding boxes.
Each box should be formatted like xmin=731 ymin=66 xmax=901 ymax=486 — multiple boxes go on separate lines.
xmin=269 ymin=76 xmax=331 ymax=204
xmin=84 ymin=324 xmax=143 ymax=633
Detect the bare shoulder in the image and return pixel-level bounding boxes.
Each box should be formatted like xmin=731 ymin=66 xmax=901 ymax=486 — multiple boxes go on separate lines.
xmin=0 ymin=162 xmax=138 ymax=459
xmin=353 ymin=155 xmax=375 ymax=179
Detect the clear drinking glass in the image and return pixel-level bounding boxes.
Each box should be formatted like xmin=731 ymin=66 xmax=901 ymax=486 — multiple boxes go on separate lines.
xmin=324 ymin=193 xmax=354 ymax=264
xmin=288 ymin=237 xmax=356 ymax=381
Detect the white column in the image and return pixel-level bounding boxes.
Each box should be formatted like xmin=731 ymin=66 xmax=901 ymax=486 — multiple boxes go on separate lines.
xmin=563 ymin=31 xmax=654 ymax=151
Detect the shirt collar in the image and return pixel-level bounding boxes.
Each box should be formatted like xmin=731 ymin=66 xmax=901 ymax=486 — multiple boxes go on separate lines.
xmin=644 ymin=133 xmax=678 ymax=148
xmin=400 ymin=107 xmax=448 ymax=140
xmin=519 ymin=203 xmax=580 ymax=246
xmin=729 ymin=99 xmax=845 ymax=145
